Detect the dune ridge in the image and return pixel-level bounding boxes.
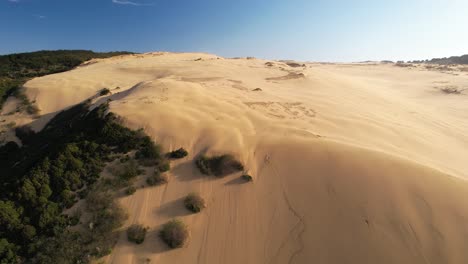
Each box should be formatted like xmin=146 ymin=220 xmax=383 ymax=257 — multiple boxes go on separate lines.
xmin=18 ymin=52 xmax=468 ymax=263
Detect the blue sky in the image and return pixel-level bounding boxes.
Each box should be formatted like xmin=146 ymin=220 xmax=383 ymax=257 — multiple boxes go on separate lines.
xmin=1 ymin=0 xmax=468 ymax=61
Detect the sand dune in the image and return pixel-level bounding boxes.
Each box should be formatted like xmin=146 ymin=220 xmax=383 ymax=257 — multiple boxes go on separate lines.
xmin=19 ymin=52 xmax=468 ymax=263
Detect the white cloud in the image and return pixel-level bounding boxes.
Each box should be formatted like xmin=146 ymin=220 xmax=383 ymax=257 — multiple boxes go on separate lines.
xmin=111 ymin=0 xmax=154 ymax=6
xmin=34 ymin=14 xmax=46 ymax=19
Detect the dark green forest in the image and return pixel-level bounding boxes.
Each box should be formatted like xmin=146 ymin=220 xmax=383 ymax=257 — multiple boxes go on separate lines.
xmin=0 ymin=101 xmax=162 ymax=263
xmin=0 ymin=50 xmax=132 ymax=112
xmin=410 ymin=54 xmax=468 ymax=65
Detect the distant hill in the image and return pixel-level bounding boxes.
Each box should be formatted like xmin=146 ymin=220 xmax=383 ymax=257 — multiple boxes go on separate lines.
xmin=410 ymin=54 xmax=468 ymax=65
xmin=0 ymin=50 xmax=133 ymax=112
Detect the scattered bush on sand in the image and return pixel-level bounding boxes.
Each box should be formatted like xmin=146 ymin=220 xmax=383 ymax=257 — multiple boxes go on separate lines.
xmin=241 ymin=174 xmax=253 ymax=182
xmin=195 ymin=154 xmax=244 ymax=177
xmin=440 ymin=86 xmax=465 ymax=94
xmin=395 ymin=62 xmax=413 ymax=68
xmin=127 ymin=224 xmax=148 ymax=244
xmin=99 ymin=88 xmax=111 ymax=96
xmin=167 ymin=148 xmax=188 ymax=159
xmin=184 ymin=193 xmax=206 ymax=213
xmin=285 ymin=62 xmax=305 ymax=68
xmin=160 ymin=219 xmax=189 ymax=248
xmin=146 ymin=170 xmax=168 ymax=186
xmin=158 ymin=161 xmax=171 ymax=172
xmin=119 ymin=159 xmax=144 ymax=180
xmin=136 ymin=136 xmax=161 ymax=159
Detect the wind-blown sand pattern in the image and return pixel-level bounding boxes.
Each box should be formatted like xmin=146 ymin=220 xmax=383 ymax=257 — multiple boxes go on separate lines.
xmin=21 ymin=52 xmax=468 ymax=264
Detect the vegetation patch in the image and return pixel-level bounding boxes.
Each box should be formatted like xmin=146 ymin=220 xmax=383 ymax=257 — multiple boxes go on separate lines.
xmin=439 ymin=86 xmax=465 ymax=94
xmin=167 ymin=148 xmax=188 ymax=159
xmin=146 ymin=170 xmax=168 ymax=186
xmin=0 ymin=50 xmax=132 ymax=112
xmin=241 ymin=174 xmax=253 ymax=182
xmin=127 ymin=224 xmax=148 ymax=244
xmin=195 ymin=154 xmax=244 ymax=177
xmin=119 ymin=159 xmax=145 ymax=180
xmin=99 ymin=88 xmax=111 ymax=96
xmin=395 ymin=62 xmax=413 ymax=68
xmin=285 ymin=62 xmax=306 ymax=68
xmin=160 ymin=219 xmax=189 ymax=249
xmin=157 ymin=161 xmax=171 ymax=172
xmin=184 ymin=193 xmax=206 ymax=213
xmin=135 ymin=136 xmax=163 ymax=166
xmin=125 ymin=186 xmax=137 ymax=196
xmin=0 ymin=101 xmax=162 ymax=263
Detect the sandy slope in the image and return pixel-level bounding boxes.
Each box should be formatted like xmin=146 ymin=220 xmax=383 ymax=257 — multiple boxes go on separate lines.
xmin=20 ymin=53 xmax=468 ymax=263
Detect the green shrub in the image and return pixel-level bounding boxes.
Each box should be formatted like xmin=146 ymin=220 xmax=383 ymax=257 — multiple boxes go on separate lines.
xmin=119 ymin=155 xmax=130 ymax=163
xmin=184 ymin=193 xmax=206 ymax=213
xmin=91 ymin=202 xmax=127 ymax=234
xmin=127 ymin=224 xmax=148 ymax=244
xmin=86 ymin=191 xmax=114 ymax=212
xmin=125 ymin=186 xmax=136 ymax=195
xmin=119 ymin=159 xmax=143 ymax=180
xmin=160 ymin=219 xmax=189 ymax=248
xmin=167 ymin=148 xmax=188 ymax=159
xmin=99 ymin=88 xmax=111 ymax=96
xmin=135 ymin=136 xmax=162 ymax=161
xmin=146 ymin=171 xmax=168 ymax=186
xmin=241 ymin=174 xmax=253 ymax=182
xmin=195 ymin=154 xmax=244 ymax=177
xmin=68 ymin=212 xmax=81 ymax=226
xmin=26 ymin=103 xmax=40 ymax=115
xmin=158 ymin=161 xmax=170 ymax=173
xmin=0 ymin=90 xmax=159 ymax=262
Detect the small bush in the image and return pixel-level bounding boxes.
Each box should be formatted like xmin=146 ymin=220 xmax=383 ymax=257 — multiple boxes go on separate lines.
xmin=195 ymin=154 xmax=244 ymax=177
xmin=440 ymin=86 xmax=464 ymax=94
xmin=69 ymin=211 xmax=81 ymax=226
xmin=119 ymin=159 xmax=142 ymax=180
xmin=119 ymin=155 xmax=130 ymax=163
xmin=160 ymin=219 xmax=189 ymax=248
xmin=286 ymin=62 xmax=305 ymax=68
xmin=146 ymin=171 xmax=168 ymax=186
xmin=158 ymin=161 xmax=170 ymax=172
xmin=91 ymin=202 xmax=127 ymax=234
xmin=125 ymin=186 xmax=136 ymax=195
xmin=127 ymin=224 xmax=148 ymax=244
xmin=26 ymin=104 xmax=40 ymax=115
xmin=135 ymin=136 xmax=162 ymax=161
xmin=167 ymin=148 xmax=188 ymax=159
xmin=184 ymin=193 xmax=206 ymax=213
xmin=241 ymin=174 xmax=253 ymax=182
xmin=99 ymin=88 xmax=111 ymax=96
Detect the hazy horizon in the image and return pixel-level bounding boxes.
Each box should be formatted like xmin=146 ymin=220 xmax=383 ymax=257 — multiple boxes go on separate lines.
xmin=1 ymin=0 xmax=468 ymax=62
